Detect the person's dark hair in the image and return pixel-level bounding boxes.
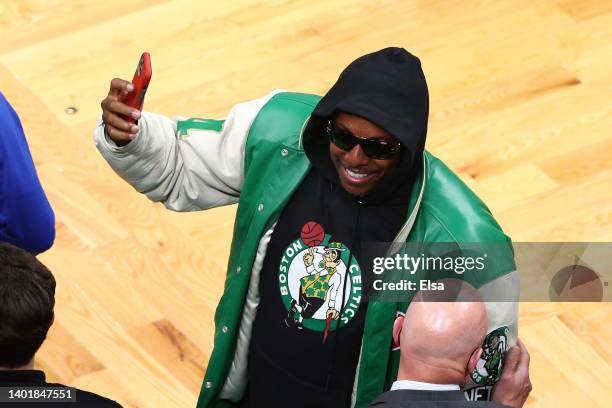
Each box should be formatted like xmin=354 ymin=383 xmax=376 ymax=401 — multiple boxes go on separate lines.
xmin=0 ymin=242 xmax=55 ymax=368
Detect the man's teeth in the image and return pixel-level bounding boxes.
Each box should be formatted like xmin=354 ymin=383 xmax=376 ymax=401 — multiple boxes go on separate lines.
xmin=346 ymin=168 xmax=371 ymax=179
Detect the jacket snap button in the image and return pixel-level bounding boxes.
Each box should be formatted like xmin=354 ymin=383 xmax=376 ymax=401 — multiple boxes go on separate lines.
xmin=281 ymin=148 xmax=289 ymax=157
xmin=205 ymin=381 xmax=212 ymax=389
xmin=222 ymin=326 xmax=229 ymax=333
xmin=236 ymin=266 xmax=241 ymax=273
xmin=257 ymin=203 xmax=264 ymax=211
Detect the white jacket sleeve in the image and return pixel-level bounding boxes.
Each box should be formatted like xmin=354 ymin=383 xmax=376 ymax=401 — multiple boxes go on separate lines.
xmin=94 ymin=91 xmax=281 ymax=211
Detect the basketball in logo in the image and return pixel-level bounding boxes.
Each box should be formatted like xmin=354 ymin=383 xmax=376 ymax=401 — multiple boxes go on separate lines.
xmin=300 ymin=221 xmax=325 ymax=247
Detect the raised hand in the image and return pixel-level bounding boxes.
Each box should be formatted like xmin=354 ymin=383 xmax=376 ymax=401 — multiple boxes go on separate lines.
xmin=100 ymin=78 xmax=141 ymax=146
xmin=303 ymin=247 xmax=314 ymax=267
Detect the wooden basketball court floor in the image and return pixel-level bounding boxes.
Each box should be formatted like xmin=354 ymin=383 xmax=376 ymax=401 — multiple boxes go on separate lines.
xmin=1 ymin=0 xmax=610 ymax=406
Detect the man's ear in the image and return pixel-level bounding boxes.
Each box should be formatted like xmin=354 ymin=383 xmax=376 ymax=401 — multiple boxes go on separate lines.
xmin=467 ymin=347 xmax=483 ymax=373
xmin=392 ymin=315 xmax=405 ymax=346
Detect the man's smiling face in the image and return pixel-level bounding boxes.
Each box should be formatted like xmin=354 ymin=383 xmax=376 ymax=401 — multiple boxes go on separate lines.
xmin=329 ymin=112 xmax=401 ymax=196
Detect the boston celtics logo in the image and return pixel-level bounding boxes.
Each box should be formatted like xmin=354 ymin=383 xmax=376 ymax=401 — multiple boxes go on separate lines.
xmin=471 ymin=326 xmax=509 ymax=385
xmin=280 ymin=221 xmax=362 ymax=339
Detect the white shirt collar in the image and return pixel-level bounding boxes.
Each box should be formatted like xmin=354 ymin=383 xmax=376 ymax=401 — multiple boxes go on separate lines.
xmin=391 ymin=380 xmax=460 ymax=392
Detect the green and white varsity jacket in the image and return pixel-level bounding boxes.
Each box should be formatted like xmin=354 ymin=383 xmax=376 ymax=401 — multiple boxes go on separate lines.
xmin=94 ymin=91 xmax=519 ymax=408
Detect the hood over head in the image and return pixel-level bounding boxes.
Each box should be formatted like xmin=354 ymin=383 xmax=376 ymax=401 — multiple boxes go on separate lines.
xmin=303 ymin=47 xmax=429 ymax=204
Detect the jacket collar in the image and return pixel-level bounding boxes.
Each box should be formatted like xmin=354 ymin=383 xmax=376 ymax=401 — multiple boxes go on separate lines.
xmin=391 ymin=379 xmax=460 ymax=392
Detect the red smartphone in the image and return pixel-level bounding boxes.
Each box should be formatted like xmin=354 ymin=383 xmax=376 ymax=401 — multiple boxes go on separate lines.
xmin=123 ymin=52 xmax=152 ymax=124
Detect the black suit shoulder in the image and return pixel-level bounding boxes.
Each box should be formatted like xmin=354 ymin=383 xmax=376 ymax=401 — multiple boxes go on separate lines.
xmin=370 ymin=404 xmax=508 ymax=408
xmin=72 ymin=388 xmax=123 ymax=407
xmin=369 ymin=390 xmax=510 ymax=408
xmin=46 ymin=383 xmax=123 ymax=408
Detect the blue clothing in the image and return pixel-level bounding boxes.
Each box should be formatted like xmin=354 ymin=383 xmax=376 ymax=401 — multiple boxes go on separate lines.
xmin=0 ymin=92 xmax=55 ymax=253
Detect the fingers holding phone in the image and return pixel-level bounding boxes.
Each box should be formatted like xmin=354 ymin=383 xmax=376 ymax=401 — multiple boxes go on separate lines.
xmin=101 ymin=53 xmax=152 ymax=147
xmin=101 ymin=80 xmax=141 ymax=146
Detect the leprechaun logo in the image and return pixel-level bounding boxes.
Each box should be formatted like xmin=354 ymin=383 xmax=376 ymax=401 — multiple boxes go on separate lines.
xmin=471 ymin=326 xmax=509 ymax=385
xmin=280 ymin=221 xmax=362 ymax=340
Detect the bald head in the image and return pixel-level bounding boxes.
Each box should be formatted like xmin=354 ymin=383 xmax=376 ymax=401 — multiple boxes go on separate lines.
xmin=395 ymin=279 xmax=488 ymax=384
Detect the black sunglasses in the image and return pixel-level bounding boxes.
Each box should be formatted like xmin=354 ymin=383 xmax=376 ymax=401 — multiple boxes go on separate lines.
xmin=326 ymin=122 xmax=401 ymax=160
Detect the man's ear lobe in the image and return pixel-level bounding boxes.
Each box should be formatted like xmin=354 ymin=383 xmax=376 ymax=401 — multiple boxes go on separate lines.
xmin=392 ymin=315 xmax=405 ymax=346
xmin=467 ymin=347 xmax=483 ymax=373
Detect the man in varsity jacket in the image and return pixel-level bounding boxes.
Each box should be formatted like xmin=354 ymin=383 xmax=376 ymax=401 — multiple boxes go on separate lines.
xmin=95 ymin=47 xmax=528 ymax=407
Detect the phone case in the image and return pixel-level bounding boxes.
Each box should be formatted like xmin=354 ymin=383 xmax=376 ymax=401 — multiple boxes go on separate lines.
xmin=123 ymin=52 xmax=152 ymax=124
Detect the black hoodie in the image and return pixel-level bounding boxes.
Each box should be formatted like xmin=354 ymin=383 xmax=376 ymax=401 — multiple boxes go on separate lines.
xmin=303 ymin=46 xmax=429 ymax=204
xmin=246 ymin=48 xmax=429 ymax=407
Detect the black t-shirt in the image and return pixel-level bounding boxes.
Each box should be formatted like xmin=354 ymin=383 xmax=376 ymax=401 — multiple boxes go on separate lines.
xmin=246 ymin=168 xmax=409 ymax=407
